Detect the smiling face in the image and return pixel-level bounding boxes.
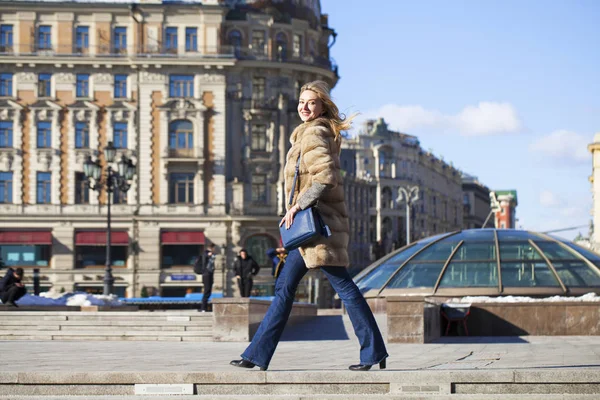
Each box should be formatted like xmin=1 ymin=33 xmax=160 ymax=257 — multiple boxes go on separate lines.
xmin=297 ymin=89 xmax=324 ymax=122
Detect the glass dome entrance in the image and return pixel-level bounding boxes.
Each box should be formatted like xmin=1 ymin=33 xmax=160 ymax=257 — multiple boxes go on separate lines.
xmin=354 ymin=229 xmax=600 ymax=298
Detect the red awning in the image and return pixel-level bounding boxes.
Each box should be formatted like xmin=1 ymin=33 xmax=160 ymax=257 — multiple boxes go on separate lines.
xmin=0 ymin=231 xmax=52 ymax=245
xmin=75 ymin=231 xmax=129 ymax=246
xmin=161 ymin=231 xmax=205 ymax=245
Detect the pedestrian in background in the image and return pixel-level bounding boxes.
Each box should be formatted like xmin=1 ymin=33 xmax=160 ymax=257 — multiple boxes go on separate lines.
xmin=267 ymin=247 xmax=287 ymax=280
xmin=199 ymin=244 xmax=216 ymax=311
xmin=0 ymin=266 xmax=26 ymax=307
xmin=233 ymin=248 xmax=260 ymax=297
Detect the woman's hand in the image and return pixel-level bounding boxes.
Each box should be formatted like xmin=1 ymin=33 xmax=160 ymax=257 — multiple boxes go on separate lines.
xmin=280 ymin=205 xmax=301 ymax=229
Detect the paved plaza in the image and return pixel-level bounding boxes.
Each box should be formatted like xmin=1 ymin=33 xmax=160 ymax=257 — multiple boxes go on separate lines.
xmin=1 ymin=315 xmax=600 ymax=372
xmin=1 ymin=315 xmax=600 ymax=399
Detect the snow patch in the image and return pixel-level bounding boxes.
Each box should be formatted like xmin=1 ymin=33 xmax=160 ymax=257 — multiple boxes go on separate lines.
xmin=7 ymin=291 xmax=122 ymax=306
xmin=447 ymin=293 xmax=600 ymax=305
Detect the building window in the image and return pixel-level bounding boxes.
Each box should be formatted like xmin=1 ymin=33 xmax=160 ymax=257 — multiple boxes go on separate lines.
xmin=244 ymin=234 xmax=277 ymax=272
xmin=75 ymin=121 xmax=89 ymax=148
xmin=0 ymin=121 xmax=12 ymax=147
xmin=432 ymin=196 xmax=437 ymax=217
xmin=36 ymin=172 xmax=51 ymax=204
xmin=252 ymin=77 xmax=265 ymax=102
xmin=293 ymin=33 xmax=302 ymax=57
xmin=251 ymin=30 xmax=266 ymax=55
xmin=444 ymin=200 xmax=448 ymax=221
xmin=168 ymin=120 xmax=193 ymax=157
xmin=185 ymin=27 xmax=197 ymax=52
xmin=0 ymin=73 xmax=12 ymax=96
xmin=38 ymin=73 xmax=51 ymax=97
xmin=38 ymin=25 xmax=51 ymax=50
xmin=251 ymin=174 xmax=267 ymax=203
xmin=75 ymin=246 xmax=127 ymax=269
xmin=0 ymin=172 xmax=12 ymax=203
xmin=228 ymin=30 xmax=242 ymax=56
xmin=113 ymin=122 xmax=127 ymax=149
xmin=165 ymin=27 xmax=178 ymax=53
xmin=37 ymin=121 xmax=52 ymax=148
xmin=275 ymin=32 xmax=287 ymax=61
xmin=75 ymin=26 xmax=89 ymax=52
xmin=169 ymin=75 xmax=194 ymax=98
xmin=114 ymin=74 xmax=127 ymax=98
xmin=113 ymin=26 xmax=127 ymax=53
xmin=112 ymin=185 xmax=127 ymax=204
xmin=0 ymin=25 xmax=13 ymax=52
xmin=74 ymin=172 xmax=89 ymax=204
xmin=1 ymin=244 xmax=51 ymax=268
xmin=169 ymin=173 xmax=194 ymax=204
xmin=76 ymin=74 xmax=89 ymax=98
xmin=251 ymin=124 xmax=267 ymax=151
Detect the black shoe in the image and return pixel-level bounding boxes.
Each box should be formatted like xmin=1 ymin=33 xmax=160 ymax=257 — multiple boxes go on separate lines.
xmin=349 ymin=359 xmax=386 ymax=371
xmin=230 ymin=359 xmax=267 ymax=371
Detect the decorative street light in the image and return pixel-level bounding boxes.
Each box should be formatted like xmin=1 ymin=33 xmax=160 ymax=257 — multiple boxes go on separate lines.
xmin=83 ymin=141 xmax=136 ymax=296
xmin=397 ymin=186 xmax=420 ymax=246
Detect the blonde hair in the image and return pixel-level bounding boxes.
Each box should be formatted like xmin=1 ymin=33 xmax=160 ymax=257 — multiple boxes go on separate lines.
xmin=300 ymin=80 xmax=356 ymax=146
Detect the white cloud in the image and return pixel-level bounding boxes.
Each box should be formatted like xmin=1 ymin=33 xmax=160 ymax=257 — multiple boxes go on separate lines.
xmin=529 ymin=130 xmax=591 ymax=164
xmin=357 ymin=101 xmax=523 ymax=136
xmin=539 ymin=190 xmax=563 ymax=208
xmin=455 ymin=102 xmax=522 ymax=136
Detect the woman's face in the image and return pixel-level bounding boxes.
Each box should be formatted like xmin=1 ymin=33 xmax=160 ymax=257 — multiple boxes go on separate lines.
xmin=298 ymin=90 xmax=324 ymax=122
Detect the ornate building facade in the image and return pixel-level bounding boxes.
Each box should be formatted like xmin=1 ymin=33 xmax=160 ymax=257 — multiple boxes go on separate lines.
xmin=0 ymin=0 xmax=339 ymax=300
xmin=341 ymin=118 xmax=464 ymax=255
xmin=462 ymin=173 xmax=493 ymax=229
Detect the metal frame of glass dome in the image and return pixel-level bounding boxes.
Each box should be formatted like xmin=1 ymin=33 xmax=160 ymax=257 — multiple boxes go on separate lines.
xmin=354 ymin=229 xmax=600 ymax=299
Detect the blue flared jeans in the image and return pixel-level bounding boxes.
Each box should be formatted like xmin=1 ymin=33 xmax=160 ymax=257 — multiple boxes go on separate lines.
xmin=241 ymin=249 xmax=388 ymax=369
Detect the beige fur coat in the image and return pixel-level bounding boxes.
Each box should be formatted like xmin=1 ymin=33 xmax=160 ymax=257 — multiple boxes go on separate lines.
xmin=284 ymin=118 xmax=349 ymax=268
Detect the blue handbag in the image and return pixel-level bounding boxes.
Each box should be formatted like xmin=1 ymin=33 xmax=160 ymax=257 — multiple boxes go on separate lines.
xmin=279 ymin=152 xmax=331 ymax=251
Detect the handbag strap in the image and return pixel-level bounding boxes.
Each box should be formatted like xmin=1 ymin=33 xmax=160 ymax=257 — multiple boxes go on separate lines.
xmin=288 ymin=152 xmax=301 ymax=206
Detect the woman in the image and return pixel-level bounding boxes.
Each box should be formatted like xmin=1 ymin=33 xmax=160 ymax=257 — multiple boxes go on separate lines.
xmin=230 ymin=81 xmax=388 ymax=371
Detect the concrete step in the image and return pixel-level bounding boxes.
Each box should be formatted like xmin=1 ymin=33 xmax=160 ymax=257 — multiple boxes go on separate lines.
xmin=1 ymin=370 xmax=599 ymax=397
xmin=0 ymin=319 xmax=212 ymax=326
xmin=0 ymin=329 xmax=212 ymax=336
xmin=0 ymin=325 xmax=212 ymax=332
xmin=0 ymin=334 xmax=213 ymax=341
xmin=0 ymin=311 xmax=212 ymax=316
xmin=2 ymin=396 xmax=599 ymax=400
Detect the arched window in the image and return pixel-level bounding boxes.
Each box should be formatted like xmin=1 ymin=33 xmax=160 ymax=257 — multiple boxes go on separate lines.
xmin=381 ymin=187 xmax=393 ymax=209
xmin=168 ymin=120 xmax=193 ymax=157
xmin=275 ymin=32 xmax=287 ymax=62
xmin=379 ymin=147 xmax=393 ymax=178
xmin=244 ymin=234 xmax=277 ymax=269
xmin=228 ymin=30 xmax=242 ymax=56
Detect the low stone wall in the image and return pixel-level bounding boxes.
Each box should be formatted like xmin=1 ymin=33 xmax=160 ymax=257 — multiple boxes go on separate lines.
xmin=386 ymin=296 xmax=441 ymax=343
xmin=212 ymin=298 xmax=318 ymax=342
xmin=467 ymin=301 xmax=600 ymax=336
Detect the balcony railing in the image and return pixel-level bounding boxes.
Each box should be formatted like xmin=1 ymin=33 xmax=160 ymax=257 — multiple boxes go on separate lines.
xmin=0 ymin=44 xmax=338 ymax=73
xmin=164 ymin=147 xmax=202 ymax=159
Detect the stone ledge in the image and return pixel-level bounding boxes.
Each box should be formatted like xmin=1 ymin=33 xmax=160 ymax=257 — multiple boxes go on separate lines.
xmin=212 ymin=298 xmax=318 ymax=342
xmin=8 ymin=369 xmax=600 ymax=385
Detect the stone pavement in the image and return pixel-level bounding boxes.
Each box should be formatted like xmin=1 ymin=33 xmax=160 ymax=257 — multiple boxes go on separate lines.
xmin=1 ymin=315 xmax=599 ymax=372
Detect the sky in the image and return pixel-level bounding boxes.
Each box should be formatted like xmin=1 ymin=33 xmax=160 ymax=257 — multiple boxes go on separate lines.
xmin=321 ymin=0 xmax=600 ymax=241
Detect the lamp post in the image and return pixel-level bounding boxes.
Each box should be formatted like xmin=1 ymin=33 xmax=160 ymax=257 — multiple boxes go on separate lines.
xmin=83 ymin=141 xmax=136 ymax=296
xmin=397 ymin=186 xmax=419 ymax=246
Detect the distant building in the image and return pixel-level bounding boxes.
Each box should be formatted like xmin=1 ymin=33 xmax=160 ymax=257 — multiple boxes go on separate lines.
xmin=341 ymin=118 xmax=463 ymax=256
xmin=492 ymin=190 xmax=518 ymax=229
xmin=588 ymin=133 xmax=600 ymax=250
xmin=461 ymin=174 xmax=493 ymax=229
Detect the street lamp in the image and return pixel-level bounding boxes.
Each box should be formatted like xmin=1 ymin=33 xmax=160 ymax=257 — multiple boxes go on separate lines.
xmin=397 ymin=186 xmax=419 ymax=246
xmin=83 ymin=141 xmax=136 ymax=296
